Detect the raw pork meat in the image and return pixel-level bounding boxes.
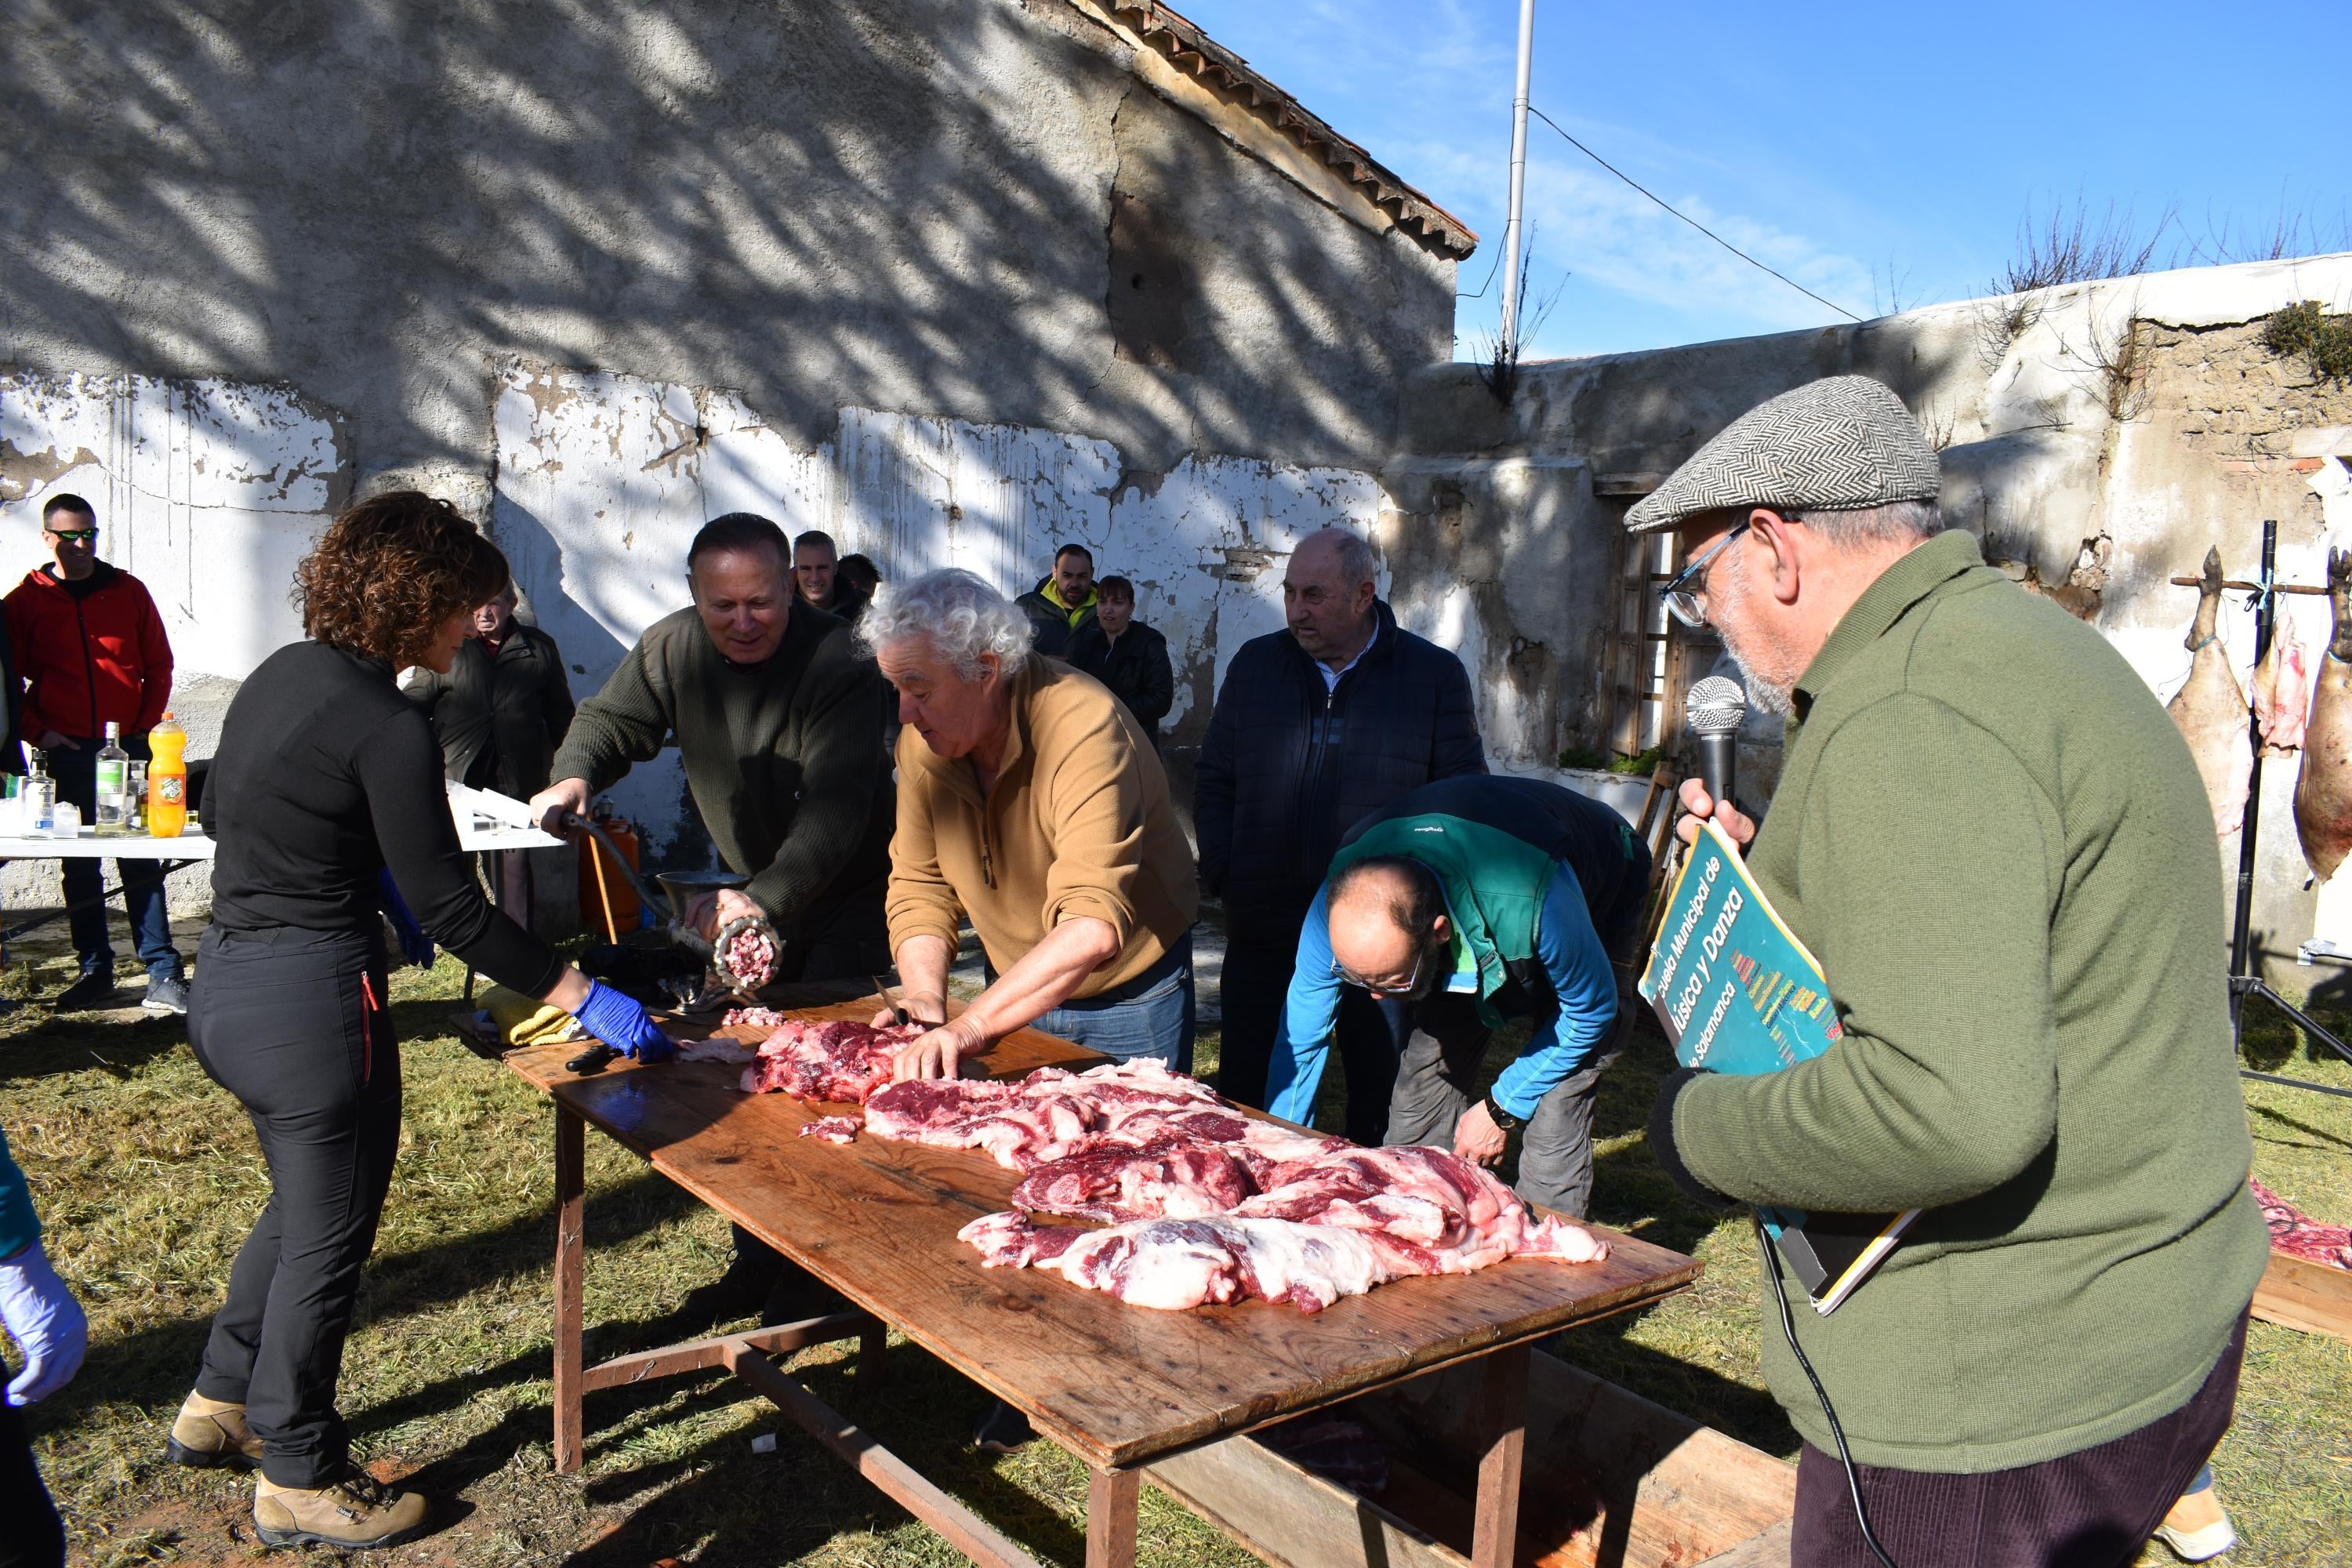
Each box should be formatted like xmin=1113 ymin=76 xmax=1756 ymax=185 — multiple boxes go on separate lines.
xmin=2298 ymin=549 xmax=2352 ymax=880
xmin=1237 ymin=1145 xmax=1610 ymax=1270
xmin=959 ymin=1210 xmax=1389 ymax=1312
xmin=2251 ymin=1176 xmax=2352 ymax=1269
xmin=799 ymin=1116 xmax=861 ymax=1145
xmin=719 ymin=924 xmax=778 ymax=988
xmin=739 ymin=1018 xmax=927 ymax=1104
xmin=864 ymin=1060 xmax=1250 ymax=1170
xmin=2169 ymin=546 xmax=2253 ymax=840
xmin=721 ymin=1007 xmax=789 ymax=1031
xmin=2253 ymin=608 xmax=2311 ymax=753
xmin=1011 ymin=1134 xmax=1258 ymax=1222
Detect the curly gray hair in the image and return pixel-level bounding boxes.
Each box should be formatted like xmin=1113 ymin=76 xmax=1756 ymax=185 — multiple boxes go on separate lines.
xmin=856 ymin=567 xmax=1033 ymax=680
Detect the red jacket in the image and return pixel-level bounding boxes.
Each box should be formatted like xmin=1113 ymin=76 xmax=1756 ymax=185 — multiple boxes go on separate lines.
xmin=3 ymin=563 xmax=174 ymax=740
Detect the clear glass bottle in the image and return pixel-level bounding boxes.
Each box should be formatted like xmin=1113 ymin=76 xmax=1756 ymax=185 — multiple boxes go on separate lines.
xmin=94 ymin=722 xmax=129 ymax=837
xmin=25 ymin=750 xmax=56 ymax=837
xmin=127 ymin=760 xmax=147 ymax=835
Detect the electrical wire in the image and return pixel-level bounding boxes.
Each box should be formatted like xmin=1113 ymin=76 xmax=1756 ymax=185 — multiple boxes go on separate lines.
xmin=1757 ymin=1214 xmax=1900 ymax=1568
xmin=1456 ymin=238 xmax=1506 ymax=300
xmin=1526 ymin=106 xmax=1865 ymax=324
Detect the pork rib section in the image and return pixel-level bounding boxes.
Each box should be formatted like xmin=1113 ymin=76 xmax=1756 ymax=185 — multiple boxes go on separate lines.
xmin=959 ymin=1210 xmax=1389 ymax=1313
xmin=739 ymin=1018 xmax=927 ymax=1104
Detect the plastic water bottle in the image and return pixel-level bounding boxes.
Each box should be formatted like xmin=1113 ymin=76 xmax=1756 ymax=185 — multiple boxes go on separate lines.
xmin=95 ymin=722 xmax=129 ymax=837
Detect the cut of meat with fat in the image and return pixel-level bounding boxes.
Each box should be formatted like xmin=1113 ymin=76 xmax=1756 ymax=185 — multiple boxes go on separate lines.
xmin=959 ymin=1210 xmax=1391 ymax=1312
xmin=1238 ymin=1145 xmax=1610 ymax=1269
xmin=739 ymin=1018 xmax=926 ymax=1104
xmin=1010 ymin=1134 xmax=1258 ymax=1223
xmin=864 ymin=1059 xmax=1262 ymax=1171
xmin=799 ymin=1116 xmax=861 ymax=1145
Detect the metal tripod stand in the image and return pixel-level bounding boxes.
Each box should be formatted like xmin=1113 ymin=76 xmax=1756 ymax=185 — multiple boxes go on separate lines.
xmin=2224 ymin=517 xmax=2352 ymax=1100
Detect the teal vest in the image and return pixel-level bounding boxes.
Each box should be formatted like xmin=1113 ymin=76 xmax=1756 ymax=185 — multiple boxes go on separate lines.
xmin=1328 ymin=812 xmax=1557 ymax=1027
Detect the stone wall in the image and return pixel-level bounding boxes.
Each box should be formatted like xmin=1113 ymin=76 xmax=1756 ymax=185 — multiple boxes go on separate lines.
xmin=0 ymin=0 xmax=1458 ymax=878
xmin=1383 ymin=254 xmax=2352 ymax=982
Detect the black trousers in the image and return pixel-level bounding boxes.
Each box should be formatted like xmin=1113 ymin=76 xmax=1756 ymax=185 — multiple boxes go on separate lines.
xmin=0 ymin=1402 xmax=64 ymax=1568
xmin=187 ymin=924 xmax=398 ymax=1488
xmin=1217 ymin=903 xmax=1403 ymax=1142
xmin=725 ymin=931 xmax=894 ymax=1285
xmin=1791 ymin=1311 xmax=2247 ymax=1567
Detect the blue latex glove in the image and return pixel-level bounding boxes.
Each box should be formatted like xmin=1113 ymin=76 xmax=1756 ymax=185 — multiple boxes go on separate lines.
xmin=376 ymin=868 xmax=436 ymax=970
xmin=0 ymin=1240 xmax=87 ymax=1406
xmin=574 ymin=980 xmax=674 ymax=1062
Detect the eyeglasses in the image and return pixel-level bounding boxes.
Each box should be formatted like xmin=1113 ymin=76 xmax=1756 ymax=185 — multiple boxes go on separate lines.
xmin=1338 ymin=938 xmax=1432 ymax=998
xmin=43 ymin=526 xmax=98 ymax=543
xmin=1656 ymin=512 xmax=1799 ymax=629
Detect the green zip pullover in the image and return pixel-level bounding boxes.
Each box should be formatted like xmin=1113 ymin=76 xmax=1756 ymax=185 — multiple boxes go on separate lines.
xmin=1671 ymin=529 xmax=2268 ymax=1472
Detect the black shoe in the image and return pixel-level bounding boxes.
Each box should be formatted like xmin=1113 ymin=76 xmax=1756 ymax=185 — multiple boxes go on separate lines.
xmin=54 ymin=968 xmax=117 ymax=1011
xmin=143 ymin=972 xmax=190 ymax=1016
xmin=971 ymin=1399 xmax=1036 ymax=1454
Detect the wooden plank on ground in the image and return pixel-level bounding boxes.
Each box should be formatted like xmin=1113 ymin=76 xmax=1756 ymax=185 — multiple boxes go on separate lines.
xmin=507 ymin=986 xmax=1700 ymax=1472
xmin=2251 ymin=1249 xmax=2352 ymax=1342
xmin=1145 ymin=1436 xmax=1468 ymax=1568
xmin=1355 ymin=1348 xmax=1794 ymax=1568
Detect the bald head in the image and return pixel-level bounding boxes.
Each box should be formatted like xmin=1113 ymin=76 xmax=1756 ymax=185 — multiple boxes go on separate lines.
xmin=1327 ymin=856 xmax=1449 ymax=1000
xmin=1284 ymin=527 xmax=1379 ymax=670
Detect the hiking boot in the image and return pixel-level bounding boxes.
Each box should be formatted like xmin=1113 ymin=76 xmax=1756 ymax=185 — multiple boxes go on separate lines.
xmin=54 ymin=967 xmax=116 ymax=1011
xmin=252 ymin=1470 xmax=430 ymax=1550
xmin=2153 ymin=1479 xmax=2236 ymax=1562
xmin=971 ymin=1399 xmax=1036 ymax=1453
xmin=142 ymin=971 xmax=190 ymax=1016
xmin=165 ymin=1392 xmax=263 ymax=1470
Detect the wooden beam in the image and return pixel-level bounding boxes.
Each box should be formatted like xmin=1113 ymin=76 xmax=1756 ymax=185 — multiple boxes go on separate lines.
xmin=1468 ymin=1345 xmax=1527 ymax=1568
xmin=1087 ymin=1466 xmax=1142 ymax=1568
xmin=2169 ymin=575 xmax=2328 ymax=594
xmin=582 ymin=1312 xmax=873 ymax=1393
xmin=725 ymin=1343 xmax=1044 ymax=1568
xmin=552 ymin=1105 xmax=585 ymax=1474
xmin=2251 ymin=1250 xmax=2352 ymax=1342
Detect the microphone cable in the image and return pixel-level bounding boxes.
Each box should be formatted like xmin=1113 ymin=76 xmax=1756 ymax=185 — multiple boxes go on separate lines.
xmin=1756 ymin=1213 xmax=1900 ymax=1568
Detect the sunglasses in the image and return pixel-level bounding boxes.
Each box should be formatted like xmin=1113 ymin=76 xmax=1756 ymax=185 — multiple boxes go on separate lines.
xmin=1656 ymin=511 xmax=1802 ymax=630
xmin=43 ymin=526 xmax=99 ymax=543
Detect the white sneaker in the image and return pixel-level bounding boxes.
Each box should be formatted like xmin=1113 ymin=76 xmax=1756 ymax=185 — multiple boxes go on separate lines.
xmin=2152 ymin=1483 xmax=2235 ymax=1562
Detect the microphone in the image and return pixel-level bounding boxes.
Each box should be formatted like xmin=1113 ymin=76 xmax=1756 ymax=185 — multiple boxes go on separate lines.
xmin=1686 ymin=676 xmax=1747 ymax=811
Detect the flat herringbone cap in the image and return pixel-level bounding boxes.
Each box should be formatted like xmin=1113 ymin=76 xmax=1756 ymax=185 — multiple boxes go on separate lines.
xmin=1624 ymin=376 xmax=1941 ymax=534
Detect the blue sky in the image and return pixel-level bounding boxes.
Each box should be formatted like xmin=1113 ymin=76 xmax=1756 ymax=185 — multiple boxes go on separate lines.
xmin=1168 ymin=0 xmax=2351 ymax=361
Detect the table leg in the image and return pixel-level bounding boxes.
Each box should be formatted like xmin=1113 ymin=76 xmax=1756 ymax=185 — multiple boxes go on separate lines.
xmin=553 ymin=1104 xmax=586 ymax=1474
xmin=1469 ymin=1342 xmax=1529 ymax=1568
xmin=1084 ymin=1465 xmax=1140 ymax=1568
xmin=858 ymin=1316 xmax=887 ymax=1388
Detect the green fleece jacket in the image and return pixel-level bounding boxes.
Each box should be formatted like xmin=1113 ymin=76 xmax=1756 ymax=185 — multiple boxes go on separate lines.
xmin=550 ymin=603 xmax=890 ymax=942
xmin=1673 ymin=529 xmax=2268 ymax=1472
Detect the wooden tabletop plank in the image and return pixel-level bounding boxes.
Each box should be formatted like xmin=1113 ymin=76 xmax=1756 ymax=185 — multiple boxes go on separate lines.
xmin=507 ymin=988 xmax=1699 ymax=1469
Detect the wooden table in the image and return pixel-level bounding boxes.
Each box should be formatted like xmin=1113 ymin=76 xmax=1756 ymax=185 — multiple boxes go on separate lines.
xmin=506 ymin=982 xmax=1700 ymax=1568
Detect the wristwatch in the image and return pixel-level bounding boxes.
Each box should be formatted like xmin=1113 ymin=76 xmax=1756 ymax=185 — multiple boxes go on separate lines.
xmin=1483 ymin=1096 xmax=1522 ymax=1132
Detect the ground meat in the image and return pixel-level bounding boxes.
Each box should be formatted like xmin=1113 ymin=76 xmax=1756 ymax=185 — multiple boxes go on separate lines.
xmin=720 ymin=1007 xmax=789 ymax=1031
xmin=720 ymin=924 xmax=778 ymax=988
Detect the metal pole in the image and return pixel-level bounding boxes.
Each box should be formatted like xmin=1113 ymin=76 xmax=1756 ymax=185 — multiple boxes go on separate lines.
xmin=1498 ymin=0 xmax=1536 ymax=362
xmin=2228 ymin=519 xmax=2276 ymax=1010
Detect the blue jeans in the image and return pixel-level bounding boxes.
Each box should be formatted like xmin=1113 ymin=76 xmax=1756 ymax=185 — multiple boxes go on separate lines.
xmin=1029 ymin=935 xmax=1196 ymax=1071
xmin=49 ymin=739 xmax=180 ymax=978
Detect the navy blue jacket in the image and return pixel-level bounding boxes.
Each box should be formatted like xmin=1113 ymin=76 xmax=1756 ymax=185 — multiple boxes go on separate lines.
xmin=1196 ymin=600 xmax=1486 ymax=916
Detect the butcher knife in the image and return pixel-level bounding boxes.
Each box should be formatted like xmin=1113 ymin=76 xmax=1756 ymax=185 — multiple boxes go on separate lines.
xmin=871 ymin=975 xmax=912 ymax=1027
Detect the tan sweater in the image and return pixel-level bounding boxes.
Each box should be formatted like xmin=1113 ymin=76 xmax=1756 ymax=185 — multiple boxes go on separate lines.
xmin=887 ymin=659 xmax=1197 ymax=996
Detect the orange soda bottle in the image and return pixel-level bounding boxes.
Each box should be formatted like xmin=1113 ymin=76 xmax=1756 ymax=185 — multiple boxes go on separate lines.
xmin=147 ymin=713 xmax=189 ymax=837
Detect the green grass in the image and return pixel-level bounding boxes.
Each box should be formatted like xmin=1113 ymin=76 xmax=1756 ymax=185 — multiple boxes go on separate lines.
xmin=6 ymin=942 xmax=2349 ymax=1566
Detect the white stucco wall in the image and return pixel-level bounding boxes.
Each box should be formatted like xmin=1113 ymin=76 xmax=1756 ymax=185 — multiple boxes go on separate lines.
xmin=492 ymin=362 xmax=1388 ymax=857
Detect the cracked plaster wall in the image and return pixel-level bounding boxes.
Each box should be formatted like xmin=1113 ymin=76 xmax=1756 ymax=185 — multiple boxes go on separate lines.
xmin=1389 ymin=252 xmax=2352 ymax=983
xmin=0 ymin=0 xmax=1454 ymax=891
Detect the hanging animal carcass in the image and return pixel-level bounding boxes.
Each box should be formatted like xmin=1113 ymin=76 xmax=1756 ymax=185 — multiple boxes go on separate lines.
xmin=2168 ymin=546 xmax=2253 ymax=840
xmin=2296 ymin=549 xmax=2352 ymax=881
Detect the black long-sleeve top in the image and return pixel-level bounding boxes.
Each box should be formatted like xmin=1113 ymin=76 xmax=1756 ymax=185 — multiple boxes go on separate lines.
xmin=207 ymin=640 xmax=564 ymax=995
